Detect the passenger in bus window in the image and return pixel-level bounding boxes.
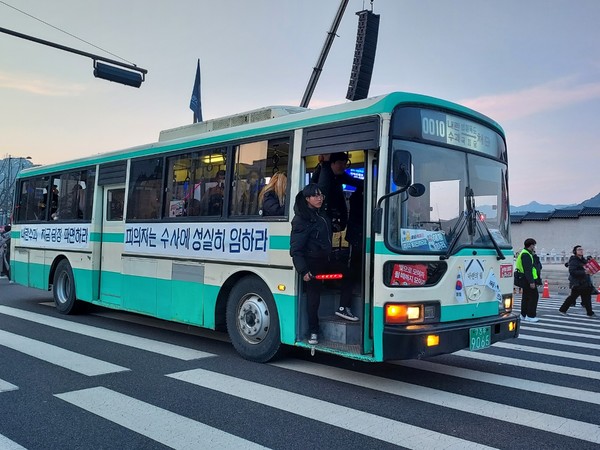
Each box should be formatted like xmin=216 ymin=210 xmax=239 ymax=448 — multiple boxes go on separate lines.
xmin=259 ymin=172 xmax=287 ymax=216
xmin=50 ymin=184 xmax=59 ymax=217
xmin=243 ymin=170 xmax=261 ymax=215
xmin=201 ymin=170 xmax=225 ymax=216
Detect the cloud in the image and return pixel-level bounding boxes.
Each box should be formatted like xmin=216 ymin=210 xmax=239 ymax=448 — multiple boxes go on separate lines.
xmin=460 ymin=77 xmax=600 ymax=122
xmin=0 ymin=71 xmax=85 ymax=96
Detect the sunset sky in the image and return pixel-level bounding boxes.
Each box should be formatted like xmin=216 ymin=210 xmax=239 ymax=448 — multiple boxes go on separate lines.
xmin=1 ymin=0 xmax=599 ymax=206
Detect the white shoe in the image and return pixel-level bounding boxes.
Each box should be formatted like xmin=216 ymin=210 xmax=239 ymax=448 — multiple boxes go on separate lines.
xmin=524 ymin=316 xmax=540 ymax=323
xmin=308 ymin=333 xmax=318 ymax=345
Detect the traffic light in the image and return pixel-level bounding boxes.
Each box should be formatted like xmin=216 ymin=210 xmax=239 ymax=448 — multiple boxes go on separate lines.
xmin=93 ymin=61 xmax=144 ymax=88
xmin=346 ymin=10 xmax=380 ymax=101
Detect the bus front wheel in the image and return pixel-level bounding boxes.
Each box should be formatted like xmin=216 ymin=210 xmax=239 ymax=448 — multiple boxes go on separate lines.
xmin=53 ymin=260 xmax=80 ymax=314
xmin=226 ymin=276 xmax=282 ymax=363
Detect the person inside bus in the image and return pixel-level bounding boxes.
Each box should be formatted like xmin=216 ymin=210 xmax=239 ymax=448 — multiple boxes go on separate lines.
xmin=313 ymin=152 xmax=364 ymax=318
xmin=313 ymin=152 xmax=363 ymax=232
xmin=258 ymin=172 xmax=287 ymax=216
xmin=201 ymin=169 xmax=226 ymax=216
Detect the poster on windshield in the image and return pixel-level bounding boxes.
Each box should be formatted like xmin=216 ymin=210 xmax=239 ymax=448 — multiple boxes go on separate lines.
xmin=400 ymin=229 xmax=448 ymax=251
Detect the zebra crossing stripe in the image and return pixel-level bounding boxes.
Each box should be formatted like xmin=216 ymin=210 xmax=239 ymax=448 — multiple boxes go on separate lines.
xmin=0 ymin=330 xmax=128 ymax=376
xmin=0 ymin=434 xmax=26 ymax=450
xmin=456 ymin=349 xmax=599 ymax=379
xmin=494 ymin=340 xmax=600 ymax=363
xmin=272 ymin=359 xmax=600 ymax=445
xmin=394 ymin=359 xmax=600 ymax=405
xmin=0 ymin=378 xmax=18 ymax=393
xmin=167 ymin=368 xmax=497 ymax=449
xmin=55 ymin=387 xmax=266 ymax=450
xmin=517 ymin=333 xmax=600 ymax=351
xmin=0 ymin=306 xmax=212 ymax=360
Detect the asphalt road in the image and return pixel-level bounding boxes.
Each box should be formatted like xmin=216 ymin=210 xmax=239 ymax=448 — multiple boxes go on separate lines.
xmin=1 ymin=279 xmax=599 ymax=449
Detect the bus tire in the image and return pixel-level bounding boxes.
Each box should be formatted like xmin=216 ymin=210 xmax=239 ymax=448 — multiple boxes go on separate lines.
xmin=226 ymin=276 xmax=282 ymax=363
xmin=53 ymin=260 xmax=80 ymax=314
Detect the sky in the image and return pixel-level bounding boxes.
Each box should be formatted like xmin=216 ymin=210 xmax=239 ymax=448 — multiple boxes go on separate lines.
xmin=1 ymin=0 xmax=599 ymax=207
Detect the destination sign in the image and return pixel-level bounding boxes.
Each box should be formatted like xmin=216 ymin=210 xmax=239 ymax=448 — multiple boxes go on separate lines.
xmin=420 ymin=110 xmax=500 ymax=156
xmin=391 ymin=107 xmax=506 ymax=160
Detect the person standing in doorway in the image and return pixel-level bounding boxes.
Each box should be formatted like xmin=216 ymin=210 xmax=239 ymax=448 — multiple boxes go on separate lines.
xmin=516 ymin=238 xmax=541 ymax=322
xmin=290 ymin=184 xmax=332 ymax=345
xmin=558 ymin=245 xmax=595 ymax=317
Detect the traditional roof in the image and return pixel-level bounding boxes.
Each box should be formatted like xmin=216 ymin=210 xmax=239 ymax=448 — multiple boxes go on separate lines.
xmin=511 ymin=206 xmax=600 ymax=223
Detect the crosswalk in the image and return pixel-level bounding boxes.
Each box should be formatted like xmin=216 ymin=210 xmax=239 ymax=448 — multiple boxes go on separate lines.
xmin=1 ymin=294 xmax=600 ymax=449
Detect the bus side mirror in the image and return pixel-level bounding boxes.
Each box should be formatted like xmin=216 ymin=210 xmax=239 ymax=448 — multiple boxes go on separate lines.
xmin=392 ymin=150 xmax=412 ymax=189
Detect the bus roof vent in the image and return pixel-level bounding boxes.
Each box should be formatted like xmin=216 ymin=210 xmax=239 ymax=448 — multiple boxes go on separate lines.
xmin=158 ymin=106 xmax=308 ymax=142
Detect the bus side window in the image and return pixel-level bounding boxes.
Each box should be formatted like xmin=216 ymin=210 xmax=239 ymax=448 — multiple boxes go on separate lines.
xmin=107 ymin=189 xmax=125 ymax=221
xmin=127 ymin=158 xmax=163 ymax=220
xmin=231 ymin=138 xmax=290 ymax=218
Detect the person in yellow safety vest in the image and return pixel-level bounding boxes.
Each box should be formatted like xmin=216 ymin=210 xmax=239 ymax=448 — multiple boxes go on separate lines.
xmin=516 ymin=238 xmax=541 ymax=322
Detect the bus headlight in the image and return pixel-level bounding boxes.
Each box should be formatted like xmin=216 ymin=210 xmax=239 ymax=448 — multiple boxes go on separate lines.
xmin=385 ymin=302 xmax=440 ymax=325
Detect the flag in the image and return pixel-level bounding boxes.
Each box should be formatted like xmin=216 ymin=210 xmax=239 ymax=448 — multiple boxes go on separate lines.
xmin=455 ymin=268 xmax=465 ymax=303
xmin=189 ymin=59 xmax=202 ymax=123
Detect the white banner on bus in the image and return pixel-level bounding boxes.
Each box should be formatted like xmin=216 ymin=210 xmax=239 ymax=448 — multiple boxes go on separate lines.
xmin=19 ymin=224 xmax=91 ymax=249
xmin=124 ymin=222 xmax=269 ymax=262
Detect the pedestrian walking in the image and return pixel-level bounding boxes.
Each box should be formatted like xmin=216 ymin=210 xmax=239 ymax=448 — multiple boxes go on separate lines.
xmin=558 ymin=245 xmax=595 ymax=317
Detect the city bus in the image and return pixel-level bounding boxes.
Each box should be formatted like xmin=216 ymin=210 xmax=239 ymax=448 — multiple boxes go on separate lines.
xmin=9 ymin=92 xmax=519 ymax=362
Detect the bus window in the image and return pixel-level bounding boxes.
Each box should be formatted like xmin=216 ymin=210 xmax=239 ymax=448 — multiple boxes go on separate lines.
xmin=15 ymin=176 xmax=49 ymax=222
xmin=231 ymin=138 xmax=289 ymax=217
xmin=55 ymin=169 xmax=95 ymax=221
xmin=127 ymin=158 xmax=164 ymax=220
xmin=107 ymin=188 xmax=125 ymax=221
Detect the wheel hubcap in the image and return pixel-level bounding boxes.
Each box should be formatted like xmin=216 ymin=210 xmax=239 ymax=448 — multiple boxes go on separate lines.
xmin=237 ymin=294 xmax=270 ymax=344
xmin=56 ymin=272 xmax=70 ymax=305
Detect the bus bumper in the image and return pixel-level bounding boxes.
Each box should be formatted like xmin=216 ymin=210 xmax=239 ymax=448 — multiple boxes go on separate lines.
xmin=382 ymin=313 xmax=520 ymax=361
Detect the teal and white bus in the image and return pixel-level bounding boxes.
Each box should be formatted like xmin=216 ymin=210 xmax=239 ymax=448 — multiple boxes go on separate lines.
xmin=10 ymin=92 xmax=519 ymax=362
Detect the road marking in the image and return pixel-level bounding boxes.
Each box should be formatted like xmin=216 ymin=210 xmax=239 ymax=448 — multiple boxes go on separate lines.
xmin=394 ymin=359 xmax=600 ymax=405
xmin=0 ymin=378 xmax=18 ymax=393
xmin=455 ymin=350 xmax=599 ymax=379
xmin=517 ymin=333 xmax=600 ymax=351
xmin=0 ymin=306 xmax=213 ymax=360
xmin=494 ymin=340 xmax=600 ymax=363
xmin=168 ymin=368 xmax=497 ymax=449
xmin=0 ymin=434 xmax=26 ymax=450
xmin=272 ymin=359 xmax=600 ymax=445
xmin=55 ymin=387 xmax=266 ymax=450
xmin=0 ymin=329 xmax=127 ymax=376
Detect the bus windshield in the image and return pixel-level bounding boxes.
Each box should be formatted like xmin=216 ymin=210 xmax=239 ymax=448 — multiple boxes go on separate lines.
xmin=387 ymin=140 xmax=510 ymax=254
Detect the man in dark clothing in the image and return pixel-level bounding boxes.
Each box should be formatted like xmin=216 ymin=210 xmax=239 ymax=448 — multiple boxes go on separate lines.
xmin=559 ymin=245 xmax=595 ymax=317
xmin=516 ymin=238 xmax=541 ymax=322
xmin=314 ymin=152 xmax=363 ymax=232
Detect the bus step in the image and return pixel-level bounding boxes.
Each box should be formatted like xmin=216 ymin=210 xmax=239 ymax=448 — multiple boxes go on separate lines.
xmin=320 ymin=316 xmax=361 ymax=345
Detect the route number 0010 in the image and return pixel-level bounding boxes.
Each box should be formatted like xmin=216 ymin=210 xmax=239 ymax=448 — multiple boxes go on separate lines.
xmin=422 ymin=117 xmax=446 ymax=138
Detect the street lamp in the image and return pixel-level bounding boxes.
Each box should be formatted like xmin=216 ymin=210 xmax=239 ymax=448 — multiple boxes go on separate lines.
xmin=0 ymin=155 xmax=32 ymax=225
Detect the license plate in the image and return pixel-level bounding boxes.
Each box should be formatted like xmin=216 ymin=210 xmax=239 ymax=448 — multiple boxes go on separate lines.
xmin=469 ymin=326 xmax=491 ymax=351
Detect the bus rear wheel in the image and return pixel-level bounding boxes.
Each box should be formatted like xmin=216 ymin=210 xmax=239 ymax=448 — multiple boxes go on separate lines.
xmin=226 ymin=276 xmax=282 ymax=363
xmin=53 ymin=260 xmax=80 ymax=314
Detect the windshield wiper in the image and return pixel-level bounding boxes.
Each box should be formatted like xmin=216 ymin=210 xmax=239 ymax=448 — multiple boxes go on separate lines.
xmin=474 ymin=211 xmax=506 ymax=260
xmin=440 ymin=211 xmax=467 ymax=260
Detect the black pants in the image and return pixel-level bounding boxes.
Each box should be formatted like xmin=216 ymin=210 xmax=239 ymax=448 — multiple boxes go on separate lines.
xmin=559 ymin=286 xmax=593 ymax=316
xmin=521 ymin=285 xmax=539 ymax=318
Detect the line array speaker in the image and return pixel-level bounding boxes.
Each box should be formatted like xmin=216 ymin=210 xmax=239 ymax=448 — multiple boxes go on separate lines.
xmin=346 ymin=10 xmax=380 ymax=101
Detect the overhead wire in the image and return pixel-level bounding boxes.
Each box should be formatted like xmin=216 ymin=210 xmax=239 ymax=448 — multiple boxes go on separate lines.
xmin=0 ymin=0 xmax=134 ymax=65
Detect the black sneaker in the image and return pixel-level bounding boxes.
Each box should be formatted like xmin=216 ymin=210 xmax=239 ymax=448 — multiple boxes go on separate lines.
xmin=336 ymin=307 xmax=359 ymax=322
